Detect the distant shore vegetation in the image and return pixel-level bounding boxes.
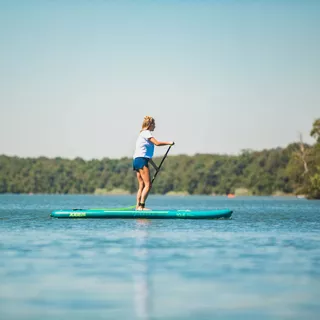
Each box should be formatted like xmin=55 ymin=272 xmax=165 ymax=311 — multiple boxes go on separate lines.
xmin=0 ymin=119 xmax=319 ymax=199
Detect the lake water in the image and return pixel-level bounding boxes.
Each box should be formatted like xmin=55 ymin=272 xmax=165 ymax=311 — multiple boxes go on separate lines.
xmin=0 ymin=194 xmax=319 ymax=320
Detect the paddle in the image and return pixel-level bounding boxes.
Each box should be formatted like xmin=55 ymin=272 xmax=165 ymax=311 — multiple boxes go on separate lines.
xmin=91 ymin=145 xmax=173 ymax=211
xmin=151 ymin=144 xmax=172 ymax=183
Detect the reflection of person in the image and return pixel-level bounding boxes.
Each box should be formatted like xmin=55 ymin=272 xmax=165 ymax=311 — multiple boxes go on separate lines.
xmin=133 ymin=116 xmax=174 ymax=210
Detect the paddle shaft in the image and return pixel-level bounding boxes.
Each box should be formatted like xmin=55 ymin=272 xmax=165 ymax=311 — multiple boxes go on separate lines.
xmin=151 ymin=145 xmax=172 ymax=183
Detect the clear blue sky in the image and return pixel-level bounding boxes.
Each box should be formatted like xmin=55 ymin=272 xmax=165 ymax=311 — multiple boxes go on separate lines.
xmin=1 ymin=0 xmax=319 ymax=159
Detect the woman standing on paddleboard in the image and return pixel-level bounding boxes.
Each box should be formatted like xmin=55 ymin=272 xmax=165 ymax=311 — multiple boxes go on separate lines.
xmin=133 ymin=116 xmax=174 ymax=211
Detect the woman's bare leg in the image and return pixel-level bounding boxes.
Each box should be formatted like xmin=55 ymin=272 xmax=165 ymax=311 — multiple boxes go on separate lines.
xmin=136 ymin=171 xmax=144 ymax=209
xmin=137 ymin=166 xmax=152 ymax=210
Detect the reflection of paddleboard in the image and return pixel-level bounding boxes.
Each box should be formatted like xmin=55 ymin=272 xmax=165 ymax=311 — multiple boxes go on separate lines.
xmin=134 ymin=222 xmax=151 ymax=320
xmin=50 ymin=209 xmax=232 ymax=219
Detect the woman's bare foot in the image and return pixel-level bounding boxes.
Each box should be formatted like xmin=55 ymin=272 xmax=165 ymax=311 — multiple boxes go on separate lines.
xmin=136 ymin=206 xmax=151 ymax=211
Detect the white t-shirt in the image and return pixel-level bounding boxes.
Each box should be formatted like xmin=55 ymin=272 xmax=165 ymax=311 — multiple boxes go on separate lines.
xmin=133 ymin=130 xmax=155 ymax=159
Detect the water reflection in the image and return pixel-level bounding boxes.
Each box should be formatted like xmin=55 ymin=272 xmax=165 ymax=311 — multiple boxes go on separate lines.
xmin=133 ymin=220 xmax=152 ymax=320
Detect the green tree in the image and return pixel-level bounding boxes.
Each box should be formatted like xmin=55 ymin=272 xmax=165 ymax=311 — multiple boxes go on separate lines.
xmin=310 ymin=118 xmax=320 ymax=143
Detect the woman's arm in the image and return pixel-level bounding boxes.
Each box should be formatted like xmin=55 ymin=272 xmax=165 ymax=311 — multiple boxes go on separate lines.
xmin=149 ymin=137 xmax=174 ymax=146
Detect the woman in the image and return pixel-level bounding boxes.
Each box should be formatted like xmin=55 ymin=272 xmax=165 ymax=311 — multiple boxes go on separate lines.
xmin=133 ymin=116 xmax=174 ymax=210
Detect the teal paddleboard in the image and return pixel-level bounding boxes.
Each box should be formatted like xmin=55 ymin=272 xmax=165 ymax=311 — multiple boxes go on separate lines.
xmin=50 ymin=209 xmax=232 ymax=219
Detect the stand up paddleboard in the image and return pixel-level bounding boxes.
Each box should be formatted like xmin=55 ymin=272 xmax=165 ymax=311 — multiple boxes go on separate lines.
xmin=50 ymin=147 xmax=232 ymax=219
xmin=50 ymin=209 xmax=232 ymax=219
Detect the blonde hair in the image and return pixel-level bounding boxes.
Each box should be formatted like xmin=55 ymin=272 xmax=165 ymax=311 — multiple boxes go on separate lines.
xmin=140 ymin=115 xmax=155 ymax=132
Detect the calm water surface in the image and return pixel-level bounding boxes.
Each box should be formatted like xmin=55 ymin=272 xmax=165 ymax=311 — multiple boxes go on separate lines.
xmin=0 ymin=195 xmax=319 ymax=320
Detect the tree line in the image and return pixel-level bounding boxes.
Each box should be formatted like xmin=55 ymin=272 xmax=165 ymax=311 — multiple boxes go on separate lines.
xmin=0 ymin=119 xmax=319 ymax=199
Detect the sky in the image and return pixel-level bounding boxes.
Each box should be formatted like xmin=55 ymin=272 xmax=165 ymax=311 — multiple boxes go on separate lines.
xmin=0 ymin=0 xmax=319 ymax=160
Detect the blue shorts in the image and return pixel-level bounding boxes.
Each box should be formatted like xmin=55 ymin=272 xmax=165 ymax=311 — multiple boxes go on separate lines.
xmin=133 ymin=157 xmax=149 ymax=171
